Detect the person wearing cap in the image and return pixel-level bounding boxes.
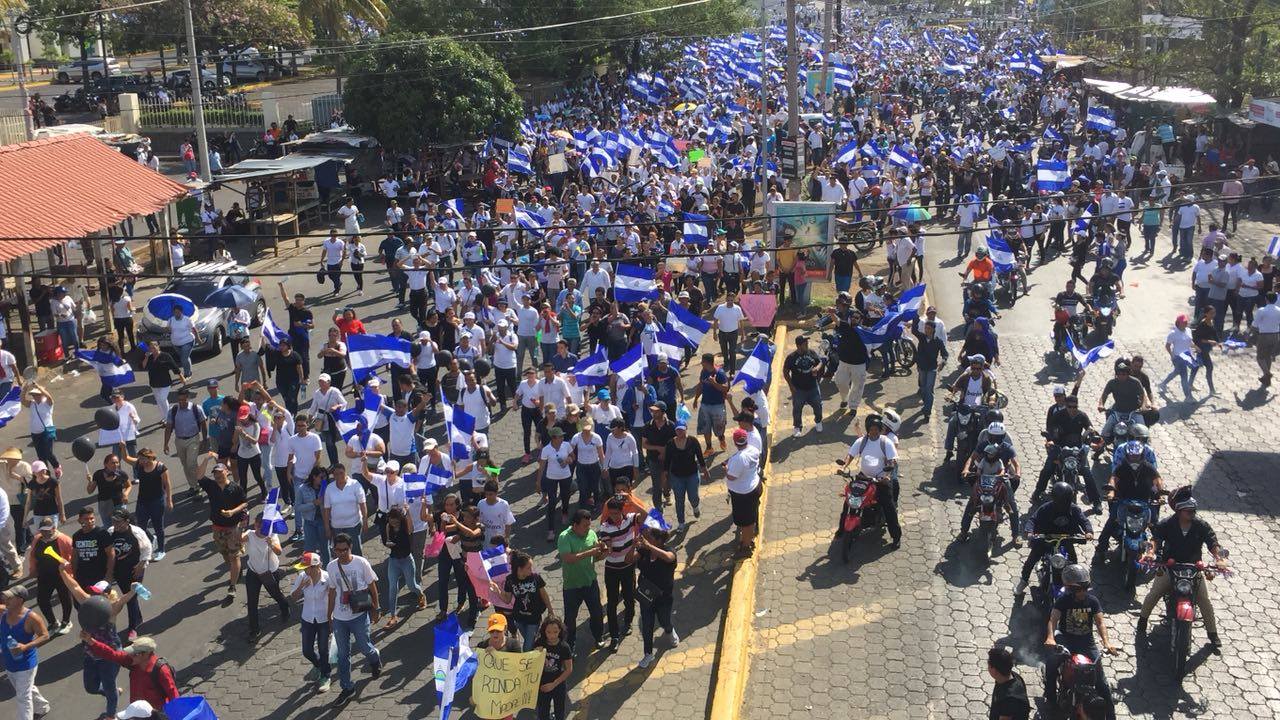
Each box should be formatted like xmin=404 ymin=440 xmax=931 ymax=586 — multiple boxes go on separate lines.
xmin=24 ymin=458 xmax=64 ymax=541
xmin=196 ymin=452 xmax=249 ymax=599
xmin=724 ymin=427 xmax=762 ymax=557
xmin=1174 ymin=192 xmax=1201 ymax=260
xmin=662 ymin=421 xmax=707 ymax=530
xmin=20 ymin=382 xmax=60 ymax=474
xmin=162 ymin=387 xmax=208 ymax=496
xmin=105 ymin=506 xmax=150 ymax=640
xmin=2 ymin=584 xmax=52 ymax=718
xmin=478 ymin=612 xmax=522 ymax=656
xmin=51 ymin=282 xmax=81 ymax=363
xmin=642 ymin=401 xmax=676 ymax=508
xmin=27 ymin=516 xmax=73 ymax=635
xmin=82 ymin=632 xmax=179 ymax=712
xmin=242 ymin=509 xmax=290 ymax=636
xmin=289 ymin=550 xmax=333 ymax=691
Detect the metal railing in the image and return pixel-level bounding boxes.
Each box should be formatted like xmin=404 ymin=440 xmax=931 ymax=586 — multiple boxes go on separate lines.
xmin=138 ymin=94 xmax=264 ymax=129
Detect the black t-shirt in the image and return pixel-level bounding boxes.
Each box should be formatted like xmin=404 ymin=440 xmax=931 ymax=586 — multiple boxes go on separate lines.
xmin=199 ymin=476 xmax=247 ymax=528
xmin=275 ymin=351 xmax=304 ymax=386
xmin=72 ymin=527 xmax=113 ymax=586
xmin=637 ymin=546 xmax=677 ymax=597
xmin=135 ymin=462 xmax=167 ymax=502
xmin=535 ymin=638 xmax=573 ymax=685
xmin=1053 ymin=591 xmax=1101 ymax=638
xmin=784 ymin=349 xmax=822 ymax=391
xmin=1113 ymin=463 xmax=1158 ymax=500
xmin=111 ymin=526 xmax=142 ymax=578
xmin=92 ymin=469 xmax=131 ymax=504
xmin=1048 ymin=409 xmax=1092 ymax=446
xmin=1102 ymin=376 xmax=1145 ymax=413
xmin=831 ymin=247 xmax=857 ymax=276
xmin=28 ymin=478 xmax=60 ymax=516
xmin=643 ymin=421 xmax=676 ymax=454
xmin=835 ymin=323 xmax=869 ymax=364
xmin=502 ymin=572 xmax=548 ymax=626
xmin=1152 ymin=516 xmax=1218 ymax=563
xmin=145 ymin=352 xmax=180 ymax=388
xmin=989 ymin=673 xmax=1031 ymax=720
xmin=286 ymin=306 xmax=314 ymax=346
xmin=1054 ymin=291 xmax=1084 ymax=313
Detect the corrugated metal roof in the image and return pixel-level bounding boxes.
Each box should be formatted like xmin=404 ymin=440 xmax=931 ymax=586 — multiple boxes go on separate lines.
xmin=0 ymin=133 xmax=189 ymax=263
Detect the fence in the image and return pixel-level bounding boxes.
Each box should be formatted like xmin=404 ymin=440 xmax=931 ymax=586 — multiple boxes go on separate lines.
xmin=0 ymin=116 xmax=28 ymax=146
xmin=138 ymin=95 xmax=264 ymax=129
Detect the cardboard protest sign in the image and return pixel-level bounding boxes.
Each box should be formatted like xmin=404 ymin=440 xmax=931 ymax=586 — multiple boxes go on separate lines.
xmin=472 ymin=649 xmax=545 ymax=719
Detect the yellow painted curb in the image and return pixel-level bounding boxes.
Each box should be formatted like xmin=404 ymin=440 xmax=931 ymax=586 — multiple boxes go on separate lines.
xmin=707 ymin=322 xmax=787 ymax=720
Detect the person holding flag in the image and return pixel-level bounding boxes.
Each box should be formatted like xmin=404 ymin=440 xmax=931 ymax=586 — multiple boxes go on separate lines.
xmin=241 ymin=508 xmax=289 ymax=636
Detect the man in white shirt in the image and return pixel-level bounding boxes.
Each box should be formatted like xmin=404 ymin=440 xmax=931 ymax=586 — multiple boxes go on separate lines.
xmin=321 ymin=230 xmax=347 ymax=295
xmin=724 ymin=428 xmax=762 ymax=556
xmin=515 ymin=295 xmax=542 ymax=371
xmin=1252 ymin=292 xmax=1280 ymax=386
xmin=1175 ymin=195 xmax=1201 ymax=260
xmin=326 ymin=534 xmax=381 ymax=700
xmin=956 ymin=194 xmax=981 ymax=257
xmin=712 ymin=294 xmax=746 ymax=374
xmin=535 ymin=364 xmax=572 ymax=415
xmin=1162 ymin=314 xmax=1196 ymax=399
xmin=476 ymin=480 xmax=515 ymax=544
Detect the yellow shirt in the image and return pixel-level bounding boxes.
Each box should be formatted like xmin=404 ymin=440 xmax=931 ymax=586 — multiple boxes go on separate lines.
xmin=776 ymin=247 xmax=797 ymax=272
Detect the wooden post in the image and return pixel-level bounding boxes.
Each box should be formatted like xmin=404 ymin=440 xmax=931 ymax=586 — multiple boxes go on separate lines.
xmin=11 ymin=260 xmax=36 ymax=371
xmin=95 ymin=234 xmax=114 ymax=343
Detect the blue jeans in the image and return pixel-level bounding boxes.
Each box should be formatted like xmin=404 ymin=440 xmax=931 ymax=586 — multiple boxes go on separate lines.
xmin=57 ymin=319 xmax=79 ymax=357
xmin=917 ymin=369 xmax=937 ymax=413
xmin=791 ymin=385 xmax=822 ymax=429
xmin=83 ymin=654 xmax=121 ymax=714
xmin=278 ymin=380 xmax=300 ymax=413
xmin=301 ymin=619 xmax=331 ymax=678
xmin=517 ymin=621 xmax=540 ymax=651
xmin=332 ymin=614 xmax=380 ymax=692
xmin=668 ymin=471 xmax=701 ymax=524
xmin=1177 ymin=226 xmax=1195 ymax=258
xmin=135 ymin=496 xmax=166 ymax=552
xmin=31 ymin=430 xmax=59 ymax=470
xmin=332 ymin=525 xmax=362 ymax=556
xmin=834 ymin=274 xmax=853 ymax=293
xmin=174 ymin=341 xmax=194 ymax=377
xmin=384 ymin=555 xmax=421 ymax=614
xmin=575 ymin=463 xmax=602 ymax=509
xmin=562 ymin=581 xmax=605 ymax=650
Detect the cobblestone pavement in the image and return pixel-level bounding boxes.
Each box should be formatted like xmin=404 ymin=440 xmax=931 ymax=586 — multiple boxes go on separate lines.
xmin=746 ymin=223 xmax=1280 ymax=720
xmin=0 ymin=246 xmax=744 ymax=720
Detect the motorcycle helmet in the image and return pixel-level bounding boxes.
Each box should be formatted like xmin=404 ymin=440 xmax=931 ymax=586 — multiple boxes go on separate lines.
xmin=975 ymin=247 xmax=989 ymax=258
xmin=1112 ymin=356 xmax=1130 ymax=372
xmin=969 ymin=354 xmax=986 ymax=366
xmin=1062 ymin=563 xmax=1091 ymax=587
xmin=1123 ymin=441 xmax=1145 ymax=457
xmin=986 ymin=421 xmax=1006 ymax=437
xmin=837 ymin=290 xmax=852 ymax=305
xmin=982 ymin=443 xmax=1001 ymax=457
xmin=1170 ymin=486 xmax=1198 ymax=512
xmin=1113 ymin=421 xmax=1128 ymax=438
xmin=1050 ymin=481 xmax=1074 ymax=508
xmin=881 ymin=409 xmax=902 ymax=434
xmin=1101 ymin=257 xmax=1116 ymax=270
xmin=1129 ymin=423 xmax=1150 ymax=441
xmin=984 ymin=409 xmax=1004 ymax=424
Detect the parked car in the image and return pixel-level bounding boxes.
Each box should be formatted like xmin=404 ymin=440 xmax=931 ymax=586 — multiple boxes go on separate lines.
xmin=219 ymin=57 xmax=284 ymax=83
xmin=90 ymin=73 xmax=151 ymax=94
xmin=55 ymin=57 xmax=122 ymax=84
xmin=138 ymin=261 xmax=265 ymax=354
xmin=165 ymin=68 xmax=231 ymax=92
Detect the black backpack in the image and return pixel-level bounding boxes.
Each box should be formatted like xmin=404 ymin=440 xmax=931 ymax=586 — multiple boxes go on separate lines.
xmin=150 ymin=656 xmax=178 ymax=696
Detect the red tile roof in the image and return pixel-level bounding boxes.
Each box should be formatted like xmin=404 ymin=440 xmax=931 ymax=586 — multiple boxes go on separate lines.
xmin=0 ymin=133 xmax=189 ymax=263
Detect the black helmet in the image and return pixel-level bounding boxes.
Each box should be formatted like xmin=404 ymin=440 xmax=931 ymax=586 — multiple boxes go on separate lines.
xmin=984 ymin=409 xmax=1004 ymax=425
xmin=1169 ymin=486 xmax=1197 ymax=512
xmin=1050 ymin=481 xmax=1074 ymax=508
xmin=837 ymin=291 xmax=852 ymax=304
xmin=864 ymin=413 xmax=883 ymax=430
xmin=1062 ymin=563 xmax=1091 ymax=587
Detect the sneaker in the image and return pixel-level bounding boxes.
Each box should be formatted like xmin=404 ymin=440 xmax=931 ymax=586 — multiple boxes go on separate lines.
xmin=692 ymin=503 xmax=701 ymax=519
xmin=638 ymin=653 xmax=656 ymax=668
xmin=609 ymin=639 xmax=621 ymax=653
xmin=55 ymin=621 xmax=72 ymax=636
xmin=672 ymin=522 xmax=683 ymax=533
xmin=815 ymin=422 xmax=824 ymax=432
xmin=1207 ymin=633 xmax=1221 ymax=655
xmin=793 ymin=428 xmax=803 ymax=438
xmin=287 ymin=531 xmax=303 ymax=544
xmin=370 ymin=661 xmax=383 ymax=678
xmin=152 ymin=550 xmax=166 ymax=561
xmin=305 ymin=667 xmax=321 ymax=682
xmin=595 ymin=637 xmax=609 ymax=650
xmin=839 ymin=401 xmax=848 ymax=410
xmin=1014 ymin=579 xmax=1028 ymax=595
xmin=318 ymin=677 xmax=331 ymax=693
xmin=332 ymin=687 xmax=354 ymax=706
xmin=666 ymin=629 xmax=680 ymax=647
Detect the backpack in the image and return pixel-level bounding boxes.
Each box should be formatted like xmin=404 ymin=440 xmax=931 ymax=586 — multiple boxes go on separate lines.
xmin=150 ymin=656 xmax=178 ymax=698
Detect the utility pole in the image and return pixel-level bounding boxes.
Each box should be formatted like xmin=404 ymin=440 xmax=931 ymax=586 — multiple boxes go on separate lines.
xmin=784 ymin=0 xmax=800 ymax=199
xmin=758 ymin=0 xmax=770 ymax=243
xmin=819 ymin=0 xmax=833 ymax=103
xmin=835 ymin=0 xmax=842 ymax=43
xmin=7 ymin=13 xmax=35 ymax=140
xmin=181 ymin=0 xmax=211 ymax=181
xmin=96 ymin=6 xmax=111 ymax=113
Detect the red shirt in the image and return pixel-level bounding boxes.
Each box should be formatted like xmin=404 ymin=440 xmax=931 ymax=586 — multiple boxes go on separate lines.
xmin=86 ymin=639 xmax=180 ymax=709
xmin=334 ymin=317 xmax=365 ymax=341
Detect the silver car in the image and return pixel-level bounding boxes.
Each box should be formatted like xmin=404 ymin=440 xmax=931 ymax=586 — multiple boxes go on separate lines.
xmin=138 ymin=261 xmax=265 ymax=354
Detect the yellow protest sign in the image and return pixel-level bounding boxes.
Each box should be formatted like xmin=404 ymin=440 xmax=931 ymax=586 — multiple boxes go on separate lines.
xmin=472 ymin=648 xmax=545 ymax=719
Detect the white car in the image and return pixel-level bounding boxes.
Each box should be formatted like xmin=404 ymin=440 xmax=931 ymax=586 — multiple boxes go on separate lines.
xmin=219 ymin=58 xmax=282 ymax=83
xmin=138 ymin=261 xmax=265 ymax=354
xmin=55 ymin=57 xmax=122 ymax=84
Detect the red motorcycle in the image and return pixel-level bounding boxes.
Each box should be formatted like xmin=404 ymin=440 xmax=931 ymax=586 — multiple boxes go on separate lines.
xmin=1139 ymin=553 xmax=1232 ymax=680
xmin=835 ymin=458 xmax=886 ymax=563
xmin=1048 ymin=645 xmax=1111 ymax=720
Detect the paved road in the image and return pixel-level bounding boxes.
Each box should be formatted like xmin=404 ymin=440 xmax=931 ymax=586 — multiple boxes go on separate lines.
xmin=747 ymin=214 xmax=1280 ymax=719
xmin=0 ymin=241 xmax=739 ymax=719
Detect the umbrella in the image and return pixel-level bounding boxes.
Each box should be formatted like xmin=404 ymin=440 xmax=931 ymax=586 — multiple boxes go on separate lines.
xmin=891 ymin=205 xmax=933 ymax=223
xmin=146 ymin=293 xmax=195 ymax=318
xmin=550 ymin=129 xmax=573 ymax=140
xmin=673 ymin=102 xmax=699 ymax=113
xmin=204 ymin=284 xmax=258 ymax=309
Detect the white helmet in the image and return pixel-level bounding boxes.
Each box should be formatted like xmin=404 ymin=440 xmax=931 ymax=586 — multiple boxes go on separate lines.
xmin=882 ymin=409 xmax=902 ymax=434
xmin=987 ymin=421 xmax=1006 ymax=437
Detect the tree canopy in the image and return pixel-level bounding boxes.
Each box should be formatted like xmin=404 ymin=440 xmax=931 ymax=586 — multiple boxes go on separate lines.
xmin=342 ymin=35 xmax=523 ymax=149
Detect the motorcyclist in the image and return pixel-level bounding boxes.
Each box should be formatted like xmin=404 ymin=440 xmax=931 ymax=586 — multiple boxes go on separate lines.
xmin=944 ymin=355 xmax=998 ymax=463
xmin=957 ymin=444 xmax=1020 ymax=545
xmin=959 ymin=246 xmax=996 ymax=284
xmin=961 ymin=421 xmax=1021 ymax=483
xmin=1035 ymin=394 xmax=1095 ymax=503
xmin=1043 ymin=376 xmax=1084 ymax=434
xmin=1052 ymin=279 xmax=1086 ymax=349
xmin=839 ymin=413 xmax=901 ymax=548
xmin=1136 ymin=487 xmax=1227 ymax=652
xmin=1015 ymin=481 xmax=1094 ymax=595
xmin=1096 ymin=360 xmax=1151 ymax=450
xmin=962 ymin=281 xmax=1000 ymax=326
xmin=1111 ymin=422 xmax=1157 ymax=472
xmin=1092 ymin=441 xmax=1164 ymax=566
xmin=1043 ymin=564 xmax=1118 ymax=719
xmin=1085 ymin=256 xmax=1125 ymax=309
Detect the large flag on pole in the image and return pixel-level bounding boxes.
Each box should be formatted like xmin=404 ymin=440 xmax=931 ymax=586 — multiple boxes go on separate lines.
xmin=614 ymin=264 xmax=660 ymax=303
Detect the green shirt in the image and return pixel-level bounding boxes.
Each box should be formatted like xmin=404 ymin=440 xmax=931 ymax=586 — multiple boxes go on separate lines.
xmin=557 ymin=527 xmax=599 ymax=589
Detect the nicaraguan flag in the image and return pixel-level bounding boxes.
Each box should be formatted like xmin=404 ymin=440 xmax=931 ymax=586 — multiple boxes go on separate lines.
xmin=587 ymin=147 xmax=615 ymax=178
xmin=985 ymin=232 xmax=1017 ymax=272
xmin=1223 ymin=337 xmax=1249 ymax=353
xmin=611 ymin=344 xmax=647 ymax=385
xmin=403 ymin=473 xmax=429 ymax=500
xmin=479 ymin=546 xmax=510 ymax=578
xmin=1043 ymin=126 xmax=1065 ymax=143
xmin=734 ymin=338 xmax=773 ymax=394
xmin=1087 ymin=106 xmax=1116 ymax=133
xmin=1025 ymin=55 xmax=1045 ymax=77
xmin=653 ymin=328 xmax=688 ymax=366
xmin=895 ymin=283 xmax=927 ymax=315
xmin=0 ymin=386 xmax=21 ymax=429
xmin=833 ymin=139 xmax=861 ymax=165
xmin=940 ymin=62 xmax=968 ymax=75
xmin=887 ymin=145 xmax=919 ymax=171
xmin=857 ymin=315 xmax=901 ymax=351
xmin=656 ymin=141 xmax=681 ymax=169
xmin=261 ymin=308 xmax=288 ymax=350
xmin=618 ymin=128 xmax=643 ymax=150
xmin=348 ymin=333 xmax=412 ymax=383
xmin=1007 ymin=51 xmax=1027 ymax=70
xmin=514 ymin=208 xmax=545 ymax=237
xmin=518 ymin=118 xmax=535 ymax=139
xmin=443 ymin=198 xmax=463 ymax=216
xmin=573 ymin=347 xmax=611 ymax=386
xmin=77 ymin=348 xmax=135 ymax=388
xmin=831 ymin=64 xmax=854 ymax=90
xmin=1066 ymin=336 xmax=1114 ymax=369
xmin=359 ymin=385 xmax=386 ymax=428
xmin=726 ymin=101 xmax=749 ymax=115
xmin=1268 ymin=235 xmax=1280 ymax=258
xmin=1037 ymin=159 xmax=1071 ymax=191
xmin=1178 ymin=349 xmax=1202 ymax=369
xmin=682 ymin=212 xmax=710 ymax=245
xmin=441 ymin=396 xmax=476 ymax=461
xmin=433 ymin=613 xmax=477 ymax=720
xmin=644 ymin=508 xmax=671 ymax=531
xmin=507 ymin=147 xmax=533 ymax=175
xmin=259 ymin=487 xmax=289 ymax=535
xmin=861 ymin=141 xmax=883 ymax=160
xmin=658 ymin=198 xmax=676 ymax=217
xmin=333 ymin=409 xmax=368 ymax=445
xmin=615 ymin=263 xmax=660 ymax=303
xmin=666 ymin=301 xmax=710 ymax=348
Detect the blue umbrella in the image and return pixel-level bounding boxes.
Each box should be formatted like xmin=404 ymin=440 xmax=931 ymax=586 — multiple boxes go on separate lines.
xmin=204 ymin=284 xmax=257 ymax=309
xmin=146 ymin=293 xmax=195 ymax=318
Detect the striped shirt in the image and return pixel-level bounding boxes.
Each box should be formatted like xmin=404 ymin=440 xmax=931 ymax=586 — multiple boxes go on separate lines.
xmin=598 ymin=513 xmax=640 ymax=568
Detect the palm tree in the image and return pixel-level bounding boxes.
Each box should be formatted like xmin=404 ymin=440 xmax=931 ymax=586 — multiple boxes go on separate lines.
xmin=297 ymin=0 xmax=388 ymax=42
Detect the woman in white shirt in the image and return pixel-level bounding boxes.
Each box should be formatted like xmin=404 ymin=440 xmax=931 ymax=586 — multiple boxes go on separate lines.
xmin=288 ymin=552 xmax=332 ymax=691
xmin=241 ymin=513 xmax=288 ymax=635
xmin=232 ymin=409 xmax=266 ymax=495
xmin=168 ymin=305 xmax=201 ymax=378
xmin=1236 ymin=258 xmax=1265 ymax=329
xmin=111 ymin=291 xmax=136 ymax=353
xmin=347 ymin=236 xmax=367 ymax=296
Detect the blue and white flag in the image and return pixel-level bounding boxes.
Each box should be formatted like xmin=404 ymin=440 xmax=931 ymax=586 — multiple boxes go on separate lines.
xmin=861 ymin=141 xmax=884 ymax=160
xmin=259 ymin=487 xmax=289 ymax=535
xmin=644 ymin=508 xmax=671 ymax=531
xmin=333 ymin=408 xmax=369 ymax=445
xmin=653 ymin=328 xmax=687 ymax=367
xmin=1178 ymin=349 xmax=1202 ymax=369
xmin=359 ymin=385 xmax=386 ymax=428
xmin=1043 ymin=126 xmax=1065 ymax=143
xmin=433 ymin=613 xmax=477 ymax=720
xmin=507 ymin=147 xmax=533 ymax=175
xmin=1024 ymin=55 xmax=1045 ymax=77
xmin=348 ymin=333 xmax=412 ymax=383
xmin=573 ymin=347 xmax=611 ymax=386
xmin=1268 ymin=235 xmax=1280 ymax=258
xmin=441 ymin=397 xmax=476 ymax=461
xmin=479 ymin=546 xmax=510 ymax=578
xmin=1064 ymin=334 xmax=1115 ymax=369
xmin=682 ymin=212 xmax=710 ymax=245
xmin=733 ymin=338 xmax=773 ymax=394
xmin=443 ymin=198 xmax=463 ymax=216
xmin=1036 ymin=159 xmax=1071 ymax=191
xmin=587 ymin=147 xmax=615 ymax=178
xmin=985 ymin=232 xmax=1017 ymax=272
xmin=831 ymin=64 xmax=854 ymax=90
xmin=77 ymin=348 xmax=135 ymax=388
xmin=0 ymin=386 xmax=21 ymax=429
xmin=833 ymin=139 xmax=861 ymax=165
xmin=1223 ymin=337 xmax=1249 ymax=353
xmin=261 ymin=308 xmax=288 ymax=350
xmin=614 ymin=263 xmax=660 ymax=303
xmin=856 ymin=314 xmax=905 ymax=351
xmin=887 ymin=145 xmax=919 ymax=171
xmin=895 ymin=283 xmax=927 ymax=315
xmin=514 ymin=208 xmax=545 ymax=237
xmin=611 ymin=344 xmax=647 ymax=385
xmin=666 ymin=301 xmax=711 ymax=348
xmin=1086 ymin=106 xmax=1116 ymax=133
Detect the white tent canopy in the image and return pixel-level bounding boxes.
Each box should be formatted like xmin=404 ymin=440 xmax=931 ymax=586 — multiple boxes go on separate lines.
xmin=1084 ymin=78 xmax=1215 ymax=106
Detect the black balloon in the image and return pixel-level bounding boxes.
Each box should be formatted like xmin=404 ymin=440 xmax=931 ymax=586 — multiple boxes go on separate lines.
xmin=78 ymin=595 xmax=112 ymax=629
xmin=473 ymin=358 xmax=492 ymax=380
xmin=94 ymin=407 xmax=121 ymax=431
xmin=71 ymin=436 xmax=96 ymax=463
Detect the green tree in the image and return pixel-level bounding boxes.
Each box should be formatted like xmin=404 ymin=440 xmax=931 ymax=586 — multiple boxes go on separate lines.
xmin=342 ymin=35 xmax=522 ymax=149
xmin=113 ymin=0 xmax=308 ymax=57
xmin=298 ymin=0 xmax=388 ymax=41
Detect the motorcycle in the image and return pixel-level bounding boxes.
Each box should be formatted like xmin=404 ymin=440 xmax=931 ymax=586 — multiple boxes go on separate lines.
xmin=972 ymin=473 xmax=1009 ymax=560
xmin=1088 ymin=295 xmax=1119 ymax=342
xmin=1109 ymin=497 xmax=1164 ymax=592
xmin=1047 ymin=645 xmax=1111 ymax=720
xmin=1052 ymin=304 xmax=1088 ymax=365
xmin=835 ymin=460 xmax=885 ymax=563
xmin=1139 ymin=553 xmax=1232 ymax=679
xmin=835 ymin=214 xmax=879 ymax=252
xmin=994 ymin=252 xmax=1026 ymax=307
xmin=945 ymin=401 xmax=987 ymax=482
xmin=1048 ymin=443 xmax=1088 ymax=497
xmin=1096 ymin=410 xmax=1139 ymax=456
xmin=1023 ymin=533 xmax=1088 ymax=610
